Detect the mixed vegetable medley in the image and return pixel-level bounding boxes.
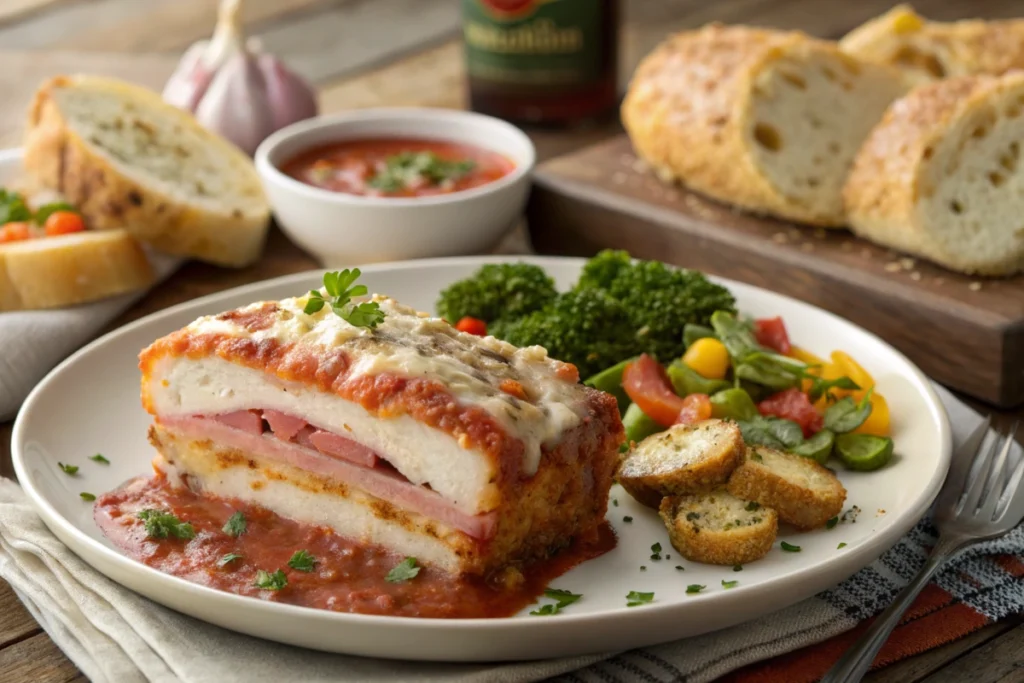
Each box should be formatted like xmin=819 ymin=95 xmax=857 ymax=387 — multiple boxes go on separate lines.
xmin=439 ymin=252 xmax=894 ymax=472
xmin=0 ymin=188 xmax=85 ymax=243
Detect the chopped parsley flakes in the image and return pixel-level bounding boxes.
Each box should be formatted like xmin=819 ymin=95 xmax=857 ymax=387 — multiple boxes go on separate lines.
xmin=721 ymin=580 xmax=739 ymax=589
xmin=626 ymin=590 xmax=654 ymax=607
xmin=385 ymin=557 xmax=421 ymax=583
xmin=675 ymin=565 xmax=685 ymax=571
xmin=623 ymin=516 xmax=633 ymax=523
xmin=650 ymin=542 xmax=663 ymax=560
xmin=58 ymin=462 xmax=78 ymax=475
xmin=89 ymin=453 xmax=110 ymax=465
xmin=686 ymin=584 xmax=705 ymax=594
xmin=288 ymin=549 xmax=317 ymax=572
xmin=218 ymin=553 xmax=243 ymax=568
xmin=530 ymin=588 xmax=582 ymax=616
xmin=254 ymin=569 xmax=287 ymax=590
xmin=826 ymin=516 xmax=839 ymax=529
xmin=733 ymin=564 xmax=743 ymax=572
xmin=222 ymin=511 xmax=246 ymax=537
xmin=838 ymin=542 xmax=848 ymax=549
xmin=79 ymin=492 xmax=96 ymax=502
xmin=137 ymin=509 xmax=195 ymax=540
xmin=780 ymin=541 xmax=802 ymax=552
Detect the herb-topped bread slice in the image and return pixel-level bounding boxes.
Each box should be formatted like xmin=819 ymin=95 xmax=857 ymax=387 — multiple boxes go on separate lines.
xmin=843 ymin=72 xmax=1024 ymax=275
xmin=617 ymin=419 xmax=744 ymax=509
xmin=659 ymin=489 xmax=778 ymax=565
xmin=23 ymin=76 xmax=270 ymax=268
xmin=622 ymin=24 xmax=908 ymax=227
xmin=727 ymin=445 xmax=846 ymax=530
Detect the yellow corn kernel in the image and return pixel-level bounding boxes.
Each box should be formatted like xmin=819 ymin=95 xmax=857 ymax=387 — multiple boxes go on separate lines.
xmin=682 ymin=338 xmax=730 ymax=379
xmin=831 ymin=351 xmax=875 ymax=393
xmin=854 ymin=392 xmax=891 ymax=437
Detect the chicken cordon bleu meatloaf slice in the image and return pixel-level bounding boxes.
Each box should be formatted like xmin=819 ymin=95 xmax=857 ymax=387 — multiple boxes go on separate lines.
xmin=139 ymin=294 xmax=624 ymax=577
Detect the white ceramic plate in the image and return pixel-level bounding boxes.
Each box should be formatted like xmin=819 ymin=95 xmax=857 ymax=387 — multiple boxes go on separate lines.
xmin=12 ymin=256 xmax=951 ymax=662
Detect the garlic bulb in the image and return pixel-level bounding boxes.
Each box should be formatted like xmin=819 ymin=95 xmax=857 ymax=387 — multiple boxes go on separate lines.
xmin=161 ymin=0 xmax=318 ymax=155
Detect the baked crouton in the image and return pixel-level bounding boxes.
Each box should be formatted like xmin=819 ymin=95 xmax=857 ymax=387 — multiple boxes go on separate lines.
xmin=659 ymin=490 xmax=778 ymax=565
xmin=617 ymin=420 xmax=744 ymax=508
xmin=727 ymin=445 xmax=846 ymax=530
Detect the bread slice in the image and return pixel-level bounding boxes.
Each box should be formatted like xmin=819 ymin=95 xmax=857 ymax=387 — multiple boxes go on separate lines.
xmin=840 ymin=5 xmax=1024 ymax=86
xmin=617 ymin=419 xmax=744 ymax=509
xmin=0 ymin=230 xmax=153 ymax=311
xmin=621 ymin=24 xmax=908 ymax=227
xmin=844 ymin=72 xmax=1024 ymax=275
xmin=22 ymin=76 xmax=270 ymax=268
xmin=727 ymin=445 xmax=846 ymax=530
xmin=659 ymin=490 xmax=778 ymax=565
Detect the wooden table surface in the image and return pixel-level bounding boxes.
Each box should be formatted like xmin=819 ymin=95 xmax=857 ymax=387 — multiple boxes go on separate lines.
xmin=1 ymin=1 xmax=1023 ymax=681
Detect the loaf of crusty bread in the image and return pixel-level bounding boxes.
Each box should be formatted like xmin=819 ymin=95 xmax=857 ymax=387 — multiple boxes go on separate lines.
xmin=23 ymin=76 xmax=270 ymax=268
xmin=621 ymin=24 xmax=909 ymax=227
xmin=0 ymin=229 xmax=153 ymax=311
xmin=843 ymin=72 xmax=1024 ymax=276
xmin=841 ymin=5 xmax=1024 ymax=86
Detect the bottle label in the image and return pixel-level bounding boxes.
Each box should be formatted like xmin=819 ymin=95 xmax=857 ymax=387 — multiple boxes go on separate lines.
xmin=462 ymin=0 xmax=604 ymax=88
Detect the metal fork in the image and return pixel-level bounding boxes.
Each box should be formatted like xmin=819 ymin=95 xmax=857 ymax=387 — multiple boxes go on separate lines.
xmin=821 ymin=417 xmax=1024 ymax=683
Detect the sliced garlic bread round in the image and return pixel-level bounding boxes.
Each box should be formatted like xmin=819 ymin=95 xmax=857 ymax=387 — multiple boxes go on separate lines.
xmin=617 ymin=419 xmax=743 ymax=509
xmin=659 ymin=490 xmax=778 ymax=565
xmin=23 ymin=76 xmax=270 ymax=268
xmin=844 ymin=72 xmax=1024 ymax=276
xmin=840 ymin=5 xmax=1024 ymax=86
xmin=621 ymin=24 xmax=908 ymax=227
xmin=727 ymin=445 xmax=846 ymax=530
xmin=0 ymin=230 xmax=153 ymax=311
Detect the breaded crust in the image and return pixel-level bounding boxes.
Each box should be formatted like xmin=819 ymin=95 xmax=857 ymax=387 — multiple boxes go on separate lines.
xmin=659 ymin=490 xmax=778 ymax=565
xmin=617 ymin=419 xmax=744 ymax=509
xmin=727 ymin=445 xmax=846 ymax=530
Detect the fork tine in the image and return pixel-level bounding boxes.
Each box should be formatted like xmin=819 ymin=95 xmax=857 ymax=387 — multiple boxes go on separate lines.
xmin=979 ymin=421 xmax=1018 ymax=520
xmin=936 ymin=416 xmax=992 ymax=512
xmin=961 ymin=427 xmax=1003 ymax=515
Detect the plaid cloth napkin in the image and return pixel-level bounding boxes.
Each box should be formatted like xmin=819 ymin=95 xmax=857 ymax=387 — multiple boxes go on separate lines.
xmin=0 ymin=384 xmax=1019 ymax=683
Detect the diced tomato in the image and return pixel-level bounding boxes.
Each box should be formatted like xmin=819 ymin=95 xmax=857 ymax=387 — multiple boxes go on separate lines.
xmin=754 ymin=316 xmax=792 ymax=355
xmin=622 ymin=354 xmax=687 ymax=427
xmin=675 ymin=393 xmax=713 ymax=425
xmin=43 ymin=211 xmax=85 ymax=236
xmin=0 ymin=222 xmax=31 ymax=243
xmin=455 ymin=316 xmax=487 ymax=336
xmin=758 ymin=387 xmax=823 ymax=437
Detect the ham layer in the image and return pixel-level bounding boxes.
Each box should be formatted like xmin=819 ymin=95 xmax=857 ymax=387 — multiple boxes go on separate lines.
xmin=160 ymin=413 xmax=497 ymax=539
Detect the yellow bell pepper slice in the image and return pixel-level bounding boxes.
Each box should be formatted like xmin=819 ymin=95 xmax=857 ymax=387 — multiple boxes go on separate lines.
xmin=853 ymin=392 xmax=891 ymax=437
xmin=789 ymin=346 xmax=825 ymax=392
xmin=831 ymin=351 xmax=875 ymax=397
xmin=682 ymin=337 xmax=730 ymax=379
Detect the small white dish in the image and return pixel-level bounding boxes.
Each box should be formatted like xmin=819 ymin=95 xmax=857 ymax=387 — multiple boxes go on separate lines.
xmin=12 ymin=256 xmax=951 ymax=662
xmin=254 ymin=108 xmax=535 ymax=267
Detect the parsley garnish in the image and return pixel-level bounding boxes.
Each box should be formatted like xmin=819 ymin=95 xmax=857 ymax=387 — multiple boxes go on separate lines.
xmin=58 ymin=462 xmax=78 ymax=475
xmin=650 ymin=542 xmax=663 ymax=560
xmin=838 ymin=542 xmax=848 ymax=549
xmin=137 ymin=509 xmax=195 ymax=540
xmin=367 ymin=152 xmax=475 ymax=193
xmin=89 ymin=453 xmax=110 ymax=465
xmin=303 ymin=269 xmax=385 ymax=329
xmin=623 ymin=516 xmax=633 ymax=523
xmin=222 ymin=511 xmax=246 ymax=537
xmin=640 ymin=565 xmax=647 ymax=571
xmin=781 ymin=541 xmax=802 ymax=552
xmin=79 ymin=492 xmax=96 ymax=502
xmin=612 ymin=498 xmax=619 ymax=507
xmin=686 ymin=584 xmax=705 ymax=594
xmin=733 ymin=564 xmax=743 ymax=572
xmin=530 ymin=587 xmax=582 ymax=616
xmin=288 ymin=549 xmax=317 ymax=572
xmin=675 ymin=565 xmax=685 ymax=571
xmin=218 ymin=553 xmax=243 ymax=567
xmin=826 ymin=516 xmax=839 ymax=529
xmin=385 ymin=557 xmax=420 ymax=583
xmin=626 ymin=590 xmax=654 ymax=607
xmin=254 ymin=569 xmax=287 ymax=590
xmin=722 ymin=580 xmax=739 ymax=589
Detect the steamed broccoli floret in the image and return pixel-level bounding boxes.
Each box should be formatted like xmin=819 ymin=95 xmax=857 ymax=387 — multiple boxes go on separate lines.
xmin=490 ymin=289 xmax=641 ymax=379
xmin=575 ymin=250 xmax=737 ymax=362
xmin=436 ymin=263 xmax=557 ymax=323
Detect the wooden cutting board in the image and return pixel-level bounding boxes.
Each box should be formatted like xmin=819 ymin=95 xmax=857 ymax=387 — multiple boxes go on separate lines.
xmin=526 ymin=134 xmax=1024 ymax=408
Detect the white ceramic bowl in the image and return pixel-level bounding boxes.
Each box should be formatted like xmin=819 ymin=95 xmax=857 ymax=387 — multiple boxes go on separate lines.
xmin=254 ymin=108 xmax=535 ymax=266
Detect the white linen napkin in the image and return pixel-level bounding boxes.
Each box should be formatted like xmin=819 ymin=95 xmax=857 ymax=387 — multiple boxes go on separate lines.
xmin=2 ymin=384 xmax=1020 ymax=683
xmin=0 ymin=252 xmax=181 ymax=421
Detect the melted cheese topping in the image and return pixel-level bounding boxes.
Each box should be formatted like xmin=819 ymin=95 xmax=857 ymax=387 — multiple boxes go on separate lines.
xmin=186 ymin=295 xmax=588 ymax=475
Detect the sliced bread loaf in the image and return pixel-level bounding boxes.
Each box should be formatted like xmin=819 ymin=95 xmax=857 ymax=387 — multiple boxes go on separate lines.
xmin=23 ymin=76 xmax=270 ymax=268
xmin=841 ymin=5 xmax=1024 ymax=86
xmin=621 ymin=24 xmax=908 ymax=227
xmin=617 ymin=419 xmax=744 ymax=508
xmin=0 ymin=229 xmax=153 ymax=311
xmin=659 ymin=490 xmax=778 ymax=565
xmin=844 ymin=72 xmax=1024 ymax=275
